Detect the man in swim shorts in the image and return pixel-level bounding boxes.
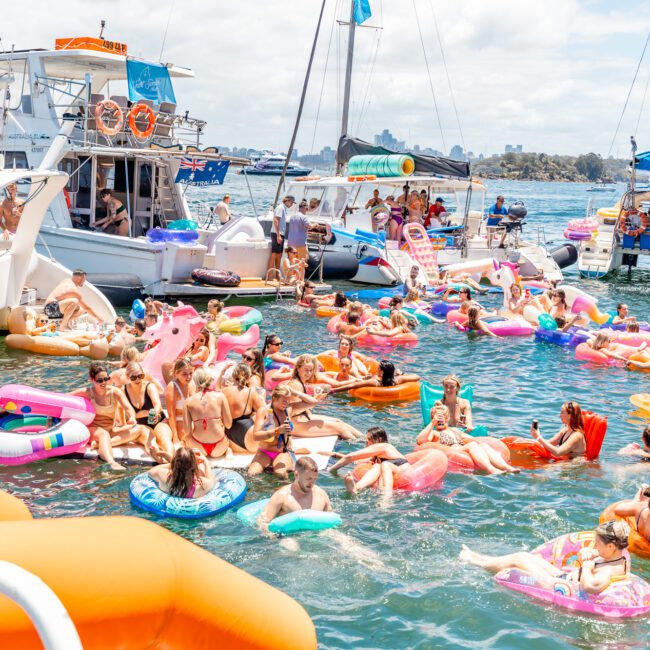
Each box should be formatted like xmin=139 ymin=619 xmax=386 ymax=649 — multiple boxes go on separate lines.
xmin=261 ymin=456 xmax=332 ymax=526
xmin=44 ymin=269 xmax=103 ymax=330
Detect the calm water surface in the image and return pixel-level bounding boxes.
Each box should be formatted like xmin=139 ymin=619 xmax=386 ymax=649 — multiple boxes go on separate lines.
xmin=1 ymin=179 xmax=649 ymax=649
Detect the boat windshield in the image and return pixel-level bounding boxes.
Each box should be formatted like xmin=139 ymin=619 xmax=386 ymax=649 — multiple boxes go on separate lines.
xmin=286 ymin=184 xmax=351 ymax=221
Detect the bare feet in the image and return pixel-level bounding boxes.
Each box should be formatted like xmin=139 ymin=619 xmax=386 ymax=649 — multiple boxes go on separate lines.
xmin=109 ymin=461 xmax=126 ymax=471
xmin=459 ymin=544 xmax=483 ymax=566
xmin=344 ymin=474 xmax=357 ymax=495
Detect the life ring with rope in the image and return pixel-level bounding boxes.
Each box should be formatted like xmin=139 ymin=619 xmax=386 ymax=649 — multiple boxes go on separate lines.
xmin=619 ymin=209 xmax=648 ymax=237
xmin=95 ymin=99 xmax=124 ymax=136
xmin=128 ymin=103 xmax=157 ymax=140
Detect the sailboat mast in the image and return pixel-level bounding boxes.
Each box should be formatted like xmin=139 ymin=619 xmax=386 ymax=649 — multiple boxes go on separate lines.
xmin=336 ymin=0 xmax=356 ymax=175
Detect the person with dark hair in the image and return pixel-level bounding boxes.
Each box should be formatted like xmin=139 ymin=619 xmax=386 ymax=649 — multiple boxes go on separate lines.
xmin=71 ymin=362 xmax=145 ymax=470
xmin=612 ymin=303 xmax=637 ymax=326
xmin=618 ymin=425 xmax=650 ymax=461
xmin=281 ymin=245 xmax=307 ymax=285
xmin=260 ymin=455 xmax=333 ymax=529
xmin=329 ymin=427 xmax=408 ymax=496
xmin=332 ymin=359 xmax=419 ymax=394
xmin=96 ymin=188 xmax=129 ymax=236
xmin=148 ymin=447 xmax=215 ymax=498
xmin=133 ymin=319 xmax=147 ymax=338
xmin=460 ymin=520 xmax=631 ymax=594
xmin=44 ymin=269 xmax=102 ymax=330
xmin=530 ymin=400 xmax=586 ymax=458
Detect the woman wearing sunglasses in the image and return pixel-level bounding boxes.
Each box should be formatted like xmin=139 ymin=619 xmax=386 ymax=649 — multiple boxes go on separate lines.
xmin=71 ymin=362 xmax=144 ymax=471
xmin=530 ymin=400 xmax=586 ymax=459
xmin=123 ymin=361 xmax=173 ymax=462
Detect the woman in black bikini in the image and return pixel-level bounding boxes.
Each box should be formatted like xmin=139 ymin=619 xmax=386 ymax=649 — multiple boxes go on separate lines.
xmin=222 ymin=364 xmax=266 ymax=453
xmin=530 ymin=400 xmax=587 ymax=459
xmin=97 ymin=188 xmax=129 ymax=236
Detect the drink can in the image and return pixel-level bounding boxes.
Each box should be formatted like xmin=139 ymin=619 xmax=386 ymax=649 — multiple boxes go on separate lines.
xmin=147 ymin=409 xmax=157 ymax=426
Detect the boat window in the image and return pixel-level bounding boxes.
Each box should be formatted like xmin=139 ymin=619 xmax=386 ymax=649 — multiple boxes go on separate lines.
xmin=139 ymin=164 xmax=152 ymax=198
xmin=0 ymin=59 xmax=31 ymax=113
xmin=76 ymin=156 xmax=93 ymax=210
xmin=114 ymin=160 xmax=135 ymax=194
xmin=59 ymin=158 xmax=80 ymax=194
xmin=2 ymin=151 xmax=29 ymax=169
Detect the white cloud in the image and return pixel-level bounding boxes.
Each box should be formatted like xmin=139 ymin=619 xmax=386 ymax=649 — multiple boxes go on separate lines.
xmin=1 ymin=0 xmax=650 ymax=157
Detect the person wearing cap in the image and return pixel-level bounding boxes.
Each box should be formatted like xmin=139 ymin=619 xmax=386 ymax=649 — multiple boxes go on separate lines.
xmin=425 ymin=196 xmax=448 ymax=229
xmin=286 ymin=200 xmax=311 ymax=262
xmin=268 ymin=195 xmax=295 ymax=273
xmin=460 ymin=520 xmax=631 ymax=594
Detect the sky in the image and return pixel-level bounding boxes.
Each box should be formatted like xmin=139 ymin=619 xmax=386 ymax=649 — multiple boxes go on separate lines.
xmin=2 ymin=0 xmax=650 ymax=158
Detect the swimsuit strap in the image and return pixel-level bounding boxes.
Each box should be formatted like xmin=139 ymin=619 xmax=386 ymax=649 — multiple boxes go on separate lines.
xmin=243 ymin=388 xmax=253 ymax=416
xmin=637 ymin=505 xmax=649 ymax=530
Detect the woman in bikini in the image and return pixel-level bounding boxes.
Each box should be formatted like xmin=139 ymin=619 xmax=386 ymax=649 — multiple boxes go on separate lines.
xmin=319 ymin=335 xmax=371 ymax=378
xmin=148 ymin=447 xmax=215 ymax=498
xmin=530 ymin=400 xmax=586 ymax=459
xmin=183 ymin=368 xmax=232 ymax=459
xmin=71 ymin=362 xmax=146 ymax=471
xmin=439 ymin=374 xmax=474 ymax=431
xmin=222 ymin=364 xmax=266 ymax=453
xmin=164 ymin=358 xmax=195 ymax=446
xmin=206 ymin=299 xmax=227 ymax=332
xmin=123 ymin=361 xmax=173 ymax=462
xmin=248 ymin=385 xmax=312 ymax=478
xmin=385 ymin=195 xmax=404 ymax=242
xmin=97 ymin=189 xmax=130 ymax=237
xmin=460 ymin=520 xmax=631 ymax=595
xmin=287 ymin=355 xmax=361 ymax=440
xmin=329 ymin=426 xmax=408 ymax=497
xmin=587 ymin=331 xmax=647 ymax=361
xmin=366 ymin=311 xmax=412 ymax=339
xmin=614 ymin=485 xmax=650 ymax=542
xmin=455 ymin=305 xmax=501 ymax=338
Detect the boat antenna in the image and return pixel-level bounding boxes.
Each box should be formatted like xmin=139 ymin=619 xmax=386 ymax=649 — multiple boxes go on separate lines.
xmin=273 ymin=0 xmax=327 ymax=208
xmin=630 ymin=135 xmax=638 ymax=191
xmin=159 ymin=0 xmax=176 ymax=62
xmin=99 ymin=20 xmax=106 ymax=40
xmin=336 ymin=1 xmax=357 ymax=176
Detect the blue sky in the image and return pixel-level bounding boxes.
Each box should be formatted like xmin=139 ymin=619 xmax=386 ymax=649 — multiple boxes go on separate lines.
xmin=3 ymin=0 xmax=650 ymax=157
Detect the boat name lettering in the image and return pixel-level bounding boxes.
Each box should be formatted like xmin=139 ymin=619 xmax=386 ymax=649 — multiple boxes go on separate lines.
xmin=9 ymin=133 xmax=50 ymax=141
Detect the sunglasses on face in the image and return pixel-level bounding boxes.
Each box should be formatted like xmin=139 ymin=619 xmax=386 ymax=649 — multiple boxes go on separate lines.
xmin=94 ymin=376 xmax=110 ymax=384
xmin=129 ymin=373 xmax=144 ymax=381
xmin=242 ymin=355 xmax=255 ymax=362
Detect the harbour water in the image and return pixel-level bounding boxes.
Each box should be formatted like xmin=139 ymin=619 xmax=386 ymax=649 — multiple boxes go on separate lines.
xmin=1 ymin=178 xmax=650 ymax=649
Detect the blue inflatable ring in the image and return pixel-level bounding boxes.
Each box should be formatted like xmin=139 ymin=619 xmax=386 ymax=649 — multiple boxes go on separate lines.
xmin=129 ymin=470 xmax=247 ymax=519
xmin=236 ymin=498 xmax=342 ymax=535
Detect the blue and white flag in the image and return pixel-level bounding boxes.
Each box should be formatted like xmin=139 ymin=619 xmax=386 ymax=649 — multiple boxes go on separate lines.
xmin=175 ymin=158 xmax=230 ymax=186
xmin=354 ymin=0 xmax=372 ymax=24
xmin=127 ymin=60 xmax=177 ymax=105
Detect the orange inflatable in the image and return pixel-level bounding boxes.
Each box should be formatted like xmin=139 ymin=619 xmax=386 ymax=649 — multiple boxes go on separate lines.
xmin=350 ymin=381 xmax=420 ymax=403
xmin=600 ymin=501 xmax=650 ymax=560
xmin=629 ymin=352 xmax=650 ymax=372
xmin=316 ymin=352 xmax=378 ymax=374
xmin=315 ymin=305 xmax=344 ymax=318
xmin=0 ymin=496 xmax=316 ymax=649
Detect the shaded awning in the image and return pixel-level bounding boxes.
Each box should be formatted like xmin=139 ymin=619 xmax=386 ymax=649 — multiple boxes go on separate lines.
xmin=634 ymin=151 xmax=650 ymax=172
xmin=337 ymin=135 xmax=470 ymax=179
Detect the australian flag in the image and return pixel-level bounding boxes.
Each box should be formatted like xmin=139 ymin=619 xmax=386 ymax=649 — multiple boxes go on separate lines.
xmin=175 ymin=158 xmax=230 ymax=186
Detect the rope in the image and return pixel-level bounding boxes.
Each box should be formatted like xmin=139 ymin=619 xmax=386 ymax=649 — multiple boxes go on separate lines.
xmin=634 ymin=66 xmax=650 ymax=138
xmin=354 ymin=23 xmax=383 ymax=135
xmin=159 ymin=0 xmax=176 ymax=62
xmin=608 ymin=30 xmax=650 ymax=157
xmin=411 ymin=0 xmax=446 ymax=153
xmin=429 ymin=0 xmax=465 ymax=152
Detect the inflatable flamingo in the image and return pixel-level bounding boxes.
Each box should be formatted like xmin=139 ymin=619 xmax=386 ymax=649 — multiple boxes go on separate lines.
xmin=216 ymin=325 xmax=260 ymax=361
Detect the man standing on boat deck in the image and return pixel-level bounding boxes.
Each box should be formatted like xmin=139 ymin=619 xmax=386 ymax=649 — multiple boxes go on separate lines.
xmin=214 ymin=195 xmax=232 ymax=225
xmin=44 ymin=269 xmax=103 ymax=330
xmin=287 ymin=200 xmax=311 ymax=262
xmin=1 ymin=183 xmax=25 ymax=239
xmin=268 ymin=195 xmax=294 ymax=274
xmin=487 ymin=195 xmax=509 ymax=248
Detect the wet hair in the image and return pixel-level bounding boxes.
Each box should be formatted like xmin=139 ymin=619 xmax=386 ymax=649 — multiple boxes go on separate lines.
xmin=333 ymin=291 xmax=348 ymax=308
xmin=378 ymin=360 xmax=396 ymax=386
xmin=338 ymin=335 xmax=356 ymax=352
xmin=594 ymin=520 xmax=629 ymax=549
xmin=390 ymin=311 xmax=409 ymax=330
xmin=134 ymin=319 xmax=146 ymax=334
xmin=388 ymin=295 xmax=403 ymax=309
xmin=295 ymin=456 xmax=318 ymax=472
xmin=562 ymin=400 xmax=584 ymax=433
xmin=89 ymin=362 xmax=108 ymax=380
xmin=467 ymin=306 xmax=481 ymax=330
xmin=262 ymin=334 xmax=283 ymax=356
xmin=207 ymin=299 xmax=224 ymax=312
xmin=348 ymin=312 xmax=360 ymax=325
xmin=173 ymin=357 xmax=194 ymax=376
xmin=292 ymin=354 xmax=317 ymax=381
xmin=642 ymin=426 xmax=650 ymax=449
xmin=366 ymin=426 xmax=388 ymax=444
xmin=232 ymin=363 xmax=252 ymax=389
xmin=554 ymin=316 xmax=567 ymax=328
xmin=592 ymin=332 xmax=611 ymax=351
xmin=244 ymin=347 xmax=264 ymax=383
xmin=553 ymin=289 xmax=567 ymax=308
xmin=626 ymin=322 xmax=640 ymax=333
xmin=169 ymin=447 xmax=201 ymax=498
xmin=617 ymin=303 xmax=627 ymax=315
xmin=193 ymin=367 xmax=214 ymax=392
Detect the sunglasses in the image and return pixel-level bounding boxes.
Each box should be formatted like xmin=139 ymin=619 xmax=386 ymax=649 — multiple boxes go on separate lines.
xmin=270 ymin=340 xmax=282 ymax=346
xmin=129 ymin=373 xmax=145 ymax=381
xmin=94 ymin=376 xmax=110 ymax=384
xmin=242 ymin=355 xmax=255 ymax=362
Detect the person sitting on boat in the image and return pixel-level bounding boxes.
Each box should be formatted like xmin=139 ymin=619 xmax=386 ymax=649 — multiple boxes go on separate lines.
xmin=214 ymin=194 xmax=232 ymax=225
xmin=365 ymin=189 xmax=383 ymax=210
xmin=459 ymin=520 xmax=631 ymax=593
xmin=1 ymin=182 xmax=24 ymax=239
xmin=96 ymin=189 xmax=129 ymax=237
xmin=486 ymin=195 xmax=509 ymax=247
xmin=332 ymin=359 xmax=419 ymax=395
xmin=260 ymin=456 xmax=333 ymax=527
xmin=282 ymin=246 xmax=308 ymax=285
xmin=148 ymin=447 xmax=215 ymax=499
xmin=44 ymin=269 xmax=103 ymax=331
xmin=307 ymin=197 xmax=321 ymax=213
xmin=612 ymin=303 xmax=637 ymax=326
xmin=407 ymin=190 xmax=423 ymax=224
xmin=529 ymin=400 xmax=586 ymax=459
xmin=268 ymin=194 xmax=295 ymax=273
xmin=613 ymin=485 xmax=650 ymax=542
xmin=329 ymin=426 xmax=409 ymax=497
xmin=183 ymin=368 xmax=233 ymax=459
xmin=287 ymin=200 xmax=311 ymax=261
xmin=424 ymin=196 xmax=447 ymax=229
xmin=417 ymin=403 xmax=518 ymax=474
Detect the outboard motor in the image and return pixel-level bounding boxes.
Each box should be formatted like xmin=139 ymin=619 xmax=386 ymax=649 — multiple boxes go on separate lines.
xmin=549 ymin=243 xmax=578 ymax=269
xmin=507 ymin=201 xmax=527 ymax=220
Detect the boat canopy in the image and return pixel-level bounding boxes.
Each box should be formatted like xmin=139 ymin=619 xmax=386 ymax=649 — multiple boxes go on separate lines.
xmin=634 ymin=151 xmax=650 ymax=172
xmin=337 ymin=135 xmax=470 ymax=179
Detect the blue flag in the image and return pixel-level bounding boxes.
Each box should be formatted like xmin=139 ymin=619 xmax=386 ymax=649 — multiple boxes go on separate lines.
xmin=127 ymin=60 xmax=177 ymax=105
xmin=175 ymin=158 xmax=230 ymax=186
xmin=354 ymin=0 xmax=372 ymax=24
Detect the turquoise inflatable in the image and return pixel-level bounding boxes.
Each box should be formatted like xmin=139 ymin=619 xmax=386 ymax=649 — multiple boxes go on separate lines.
xmin=237 ymin=498 xmax=342 ymax=535
xmin=420 ymin=380 xmax=474 ymax=425
xmin=129 ymin=470 xmax=247 ymax=519
xmin=168 ymin=219 xmax=198 ymax=230
xmin=347 ymin=154 xmax=415 ymax=178
xmin=378 ymin=307 xmax=435 ymax=325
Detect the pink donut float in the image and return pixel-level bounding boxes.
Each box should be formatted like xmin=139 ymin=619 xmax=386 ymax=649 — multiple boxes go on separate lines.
xmin=357 ymin=332 xmax=418 ymax=348
xmin=574 ymin=342 xmax=619 ymax=365
xmin=415 ymin=437 xmax=510 ymax=472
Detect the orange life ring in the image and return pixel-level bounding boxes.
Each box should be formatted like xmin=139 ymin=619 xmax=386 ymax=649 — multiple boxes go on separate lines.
xmin=95 ymin=99 xmax=124 ymax=136
xmin=128 ymin=103 xmax=157 ymax=140
xmin=347 ymin=175 xmax=377 ymax=182
xmin=620 ymin=210 xmax=648 ymax=237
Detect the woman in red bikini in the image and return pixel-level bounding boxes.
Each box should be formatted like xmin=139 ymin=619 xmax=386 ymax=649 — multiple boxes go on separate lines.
xmin=183 ymin=368 xmax=232 ymax=459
